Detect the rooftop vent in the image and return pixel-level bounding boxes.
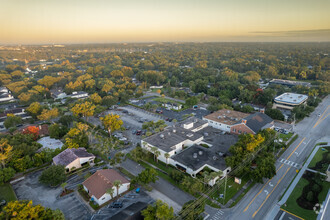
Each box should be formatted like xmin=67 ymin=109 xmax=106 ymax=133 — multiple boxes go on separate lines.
xmin=187 ymin=133 xmax=193 ymax=137
xmin=173 ymin=129 xmax=176 ymax=133
xmin=217 ymin=116 xmax=222 ymax=119
xmin=160 ymin=134 xmax=164 ymax=139
xmin=198 ymin=151 xmax=203 ymax=155
xmin=204 ymin=132 xmax=209 ymax=136
xmin=193 ymin=153 xmax=198 ymax=158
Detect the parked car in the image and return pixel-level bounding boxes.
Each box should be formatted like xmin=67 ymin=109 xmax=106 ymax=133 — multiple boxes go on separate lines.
xmin=123 ymin=110 xmax=128 ymax=113
xmin=119 ymin=137 xmax=127 ymax=141
xmin=132 ymin=130 xmax=137 ymax=134
xmin=168 ymin=118 xmax=173 ymax=122
xmin=110 ymin=201 xmax=123 ymax=208
xmin=156 ymin=109 xmax=163 ymax=114
xmin=318 ymin=113 xmax=321 ymax=117
xmin=136 ymin=130 xmax=142 ymax=135
xmin=0 ymin=199 xmax=6 ymax=207
xmin=165 ymin=118 xmax=169 ymax=121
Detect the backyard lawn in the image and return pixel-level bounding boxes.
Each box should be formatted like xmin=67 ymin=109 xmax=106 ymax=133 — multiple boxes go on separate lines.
xmin=0 ymin=183 xmax=17 ymax=202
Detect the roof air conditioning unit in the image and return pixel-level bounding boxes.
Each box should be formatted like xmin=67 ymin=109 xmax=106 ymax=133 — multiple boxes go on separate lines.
xmin=198 ymin=151 xmax=203 ymax=155
xmin=160 ymin=134 xmax=164 ymax=139
xmin=193 ymin=153 xmax=197 ymax=158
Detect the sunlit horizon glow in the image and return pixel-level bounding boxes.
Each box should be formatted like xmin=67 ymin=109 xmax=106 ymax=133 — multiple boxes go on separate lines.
xmin=1 ymin=0 xmax=329 ymax=44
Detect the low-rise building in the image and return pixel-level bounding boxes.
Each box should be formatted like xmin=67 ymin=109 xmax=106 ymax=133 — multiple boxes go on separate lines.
xmin=67 ymin=91 xmax=89 ymax=99
xmin=163 ymin=102 xmax=183 ymax=110
xmin=0 ymin=93 xmax=15 ymax=103
xmin=274 ymin=92 xmax=308 ymax=110
xmin=51 ymin=89 xmax=67 ymax=100
xmin=53 ymin=148 xmax=95 ymax=172
xmin=83 ymin=169 xmax=130 ymax=205
xmin=269 ymin=79 xmax=311 ymax=88
xmin=203 ymin=109 xmax=249 ymax=132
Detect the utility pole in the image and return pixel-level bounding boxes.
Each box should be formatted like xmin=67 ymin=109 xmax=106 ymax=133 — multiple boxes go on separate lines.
xmin=223 ymin=174 xmax=227 ymax=203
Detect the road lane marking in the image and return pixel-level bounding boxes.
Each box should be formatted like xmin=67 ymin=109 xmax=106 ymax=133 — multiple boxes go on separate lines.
xmin=313 ymin=105 xmax=329 ymax=128
xmin=243 ymin=164 xmax=284 ymax=212
xmin=314 ymin=112 xmax=330 ymax=128
xmin=286 ymin=138 xmax=305 ymax=160
xmin=279 ymin=208 xmax=304 ymax=220
xmin=252 ymin=167 xmax=291 ymax=218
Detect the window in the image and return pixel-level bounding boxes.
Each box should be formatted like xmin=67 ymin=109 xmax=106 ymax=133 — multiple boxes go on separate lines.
xmin=238 ymin=130 xmax=241 ymax=134
xmin=233 ymin=128 xmax=236 ymax=132
xmin=102 ymin=197 xmax=105 ymax=200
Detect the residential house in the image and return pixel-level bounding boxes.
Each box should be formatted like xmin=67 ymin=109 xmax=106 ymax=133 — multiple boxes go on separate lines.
xmin=0 ymin=108 xmax=31 ymax=126
xmin=53 ymin=148 xmax=95 ymax=172
xmin=83 ymin=169 xmax=130 ymax=205
xmin=51 ymin=88 xmax=67 ymax=100
xmin=0 ymin=87 xmax=15 ymax=103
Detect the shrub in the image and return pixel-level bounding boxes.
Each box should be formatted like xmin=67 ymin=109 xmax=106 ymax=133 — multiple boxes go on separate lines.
xmin=39 ymin=165 xmax=66 ymax=187
xmin=306 ymin=191 xmax=313 ymax=202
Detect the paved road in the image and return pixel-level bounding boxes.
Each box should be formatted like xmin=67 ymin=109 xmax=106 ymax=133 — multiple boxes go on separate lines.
xmin=222 ymin=95 xmax=330 ymax=220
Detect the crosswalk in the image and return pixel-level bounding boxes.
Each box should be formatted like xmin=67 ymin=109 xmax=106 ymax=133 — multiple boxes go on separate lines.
xmin=210 ymin=210 xmax=224 ymax=220
xmin=279 ymin=158 xmax=300 ymax=168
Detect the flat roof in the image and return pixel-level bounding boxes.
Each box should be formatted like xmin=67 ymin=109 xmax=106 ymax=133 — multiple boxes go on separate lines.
xmin=269 ymin=79 xmax=311 ymax=87
xmin=274 ymin=93 xmax=308 ymax=105
xmin=172 ymin=128 xmax=238 ymax=171
xmin=203 ymin=109 xmax=249 ymax=125
xmin=143 ymin=126 xmax=203 ymax=152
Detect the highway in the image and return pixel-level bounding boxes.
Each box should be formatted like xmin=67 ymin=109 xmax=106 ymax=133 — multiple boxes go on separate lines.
xmin=222 ymin=96 xmax=330 ymax=220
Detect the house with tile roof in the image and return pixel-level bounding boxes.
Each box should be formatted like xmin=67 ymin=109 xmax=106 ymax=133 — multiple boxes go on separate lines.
xmin=53 ymin=148 xmax=95 ymax=172
xmin=83 ymin=169 xmax=130 ymax=205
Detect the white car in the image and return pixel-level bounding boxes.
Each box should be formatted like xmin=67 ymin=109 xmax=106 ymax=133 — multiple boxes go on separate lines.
xmin=318 ymin=113 xmax=321 ymax=117
xmin=119 ymin=137 xmax=127 ymax=141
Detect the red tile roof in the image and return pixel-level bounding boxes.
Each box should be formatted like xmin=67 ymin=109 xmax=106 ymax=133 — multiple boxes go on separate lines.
xmin=83 ymin=169 xmax=129 ymax=199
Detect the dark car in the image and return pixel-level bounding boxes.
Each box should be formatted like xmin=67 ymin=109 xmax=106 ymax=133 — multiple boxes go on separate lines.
xmin=110 ymin=201 xmax=123 ymax=208
xmin=136 ymin=130 xmax=142 ymax=135
xmin=124 ymin=141 xmax=129 ymax=145
xmin=141 ymin=130 xmax=146 ymax=135
xmin=165 ymin=118 xmax=169 ymax=121
xmin=168 ymin=118 xmax=173 ymax=122
xmin=0 ymin=199 xmax=6 ymax=207
xmin=123 ymin=110 xmax=128 ymax=113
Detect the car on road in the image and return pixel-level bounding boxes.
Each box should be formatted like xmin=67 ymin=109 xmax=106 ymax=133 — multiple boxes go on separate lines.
xmin=110 ymin=201 xmax=123 ymax=208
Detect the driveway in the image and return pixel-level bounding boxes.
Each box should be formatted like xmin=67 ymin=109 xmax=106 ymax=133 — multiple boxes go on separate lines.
xmin=12 ymin=170 xmax=92 ymax=220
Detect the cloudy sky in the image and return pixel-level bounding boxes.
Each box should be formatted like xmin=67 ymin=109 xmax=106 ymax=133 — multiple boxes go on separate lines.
xmin=0 ymin=0 xmax=329 ymax=44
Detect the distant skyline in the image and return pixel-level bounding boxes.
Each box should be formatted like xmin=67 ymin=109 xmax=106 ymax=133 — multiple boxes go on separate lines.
xmin=1 ymin=0 xmax=330 ymax=44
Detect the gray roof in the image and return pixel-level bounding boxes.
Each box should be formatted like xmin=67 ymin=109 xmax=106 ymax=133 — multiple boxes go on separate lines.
xmin=244 ymin=112 xmax=273 ymax=133
xmin=53 ymin=148 xmax=94 ymax=166
xmin=179 ymin=117 xmax=208 ymax=131
xmin=172 ymin=128 xmax=238 ymax=171
xmin=172 ymin=144 xmax=228 ymax=171
xmin=143 ymin=126 xmax=203 ymax=152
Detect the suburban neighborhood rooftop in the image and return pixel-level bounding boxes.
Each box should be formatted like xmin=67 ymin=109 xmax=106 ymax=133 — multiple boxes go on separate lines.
xmin=203 ymin=109 xmax=250 ymax=125
xmin=53 ymin=148 xmax=94 ymax=167
xmin=274 ymin=92 xmax=308 ymax=104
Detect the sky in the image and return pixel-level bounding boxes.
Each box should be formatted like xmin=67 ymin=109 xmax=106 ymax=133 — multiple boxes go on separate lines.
xmin=0 ymin=0 xmax=329 ymax=44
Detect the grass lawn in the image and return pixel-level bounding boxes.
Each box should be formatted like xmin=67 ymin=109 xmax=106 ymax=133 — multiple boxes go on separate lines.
xmin=281 ymin=177 xmax=315 ymax=220
xmin=152 ymin=97 xmax=185 ymax=105
xmin=308 ymin=147 xmax=329 ymax=173
xmin=210 ymin=176 xmax=248 ymax=205
xmin=278 ymin=133 xmax=293 ymax=142
xmin=0 ymin=183 xmax=17 ymax=202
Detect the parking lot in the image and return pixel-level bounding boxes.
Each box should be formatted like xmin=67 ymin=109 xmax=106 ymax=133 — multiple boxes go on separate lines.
xmin=12 ymin=170 xmax=92 ymax=220
xmin=91 ymin=190 xmax=154 ymax=220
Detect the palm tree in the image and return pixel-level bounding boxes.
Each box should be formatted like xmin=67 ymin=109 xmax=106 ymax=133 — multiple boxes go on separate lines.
xmin=164 ymin=153 xmax=170 ymax=166
xmin=113 ymin=180 xmax=122 ymax=198
xmin=154 ymin=150 xmax=161 ymax=163
xmin=106 ymin=187 xmax=115 ymax=200
xmin=151 ymin=147 xmax=158 ymax=161
xmin=61 ymin=182 xmax=67 ymax=193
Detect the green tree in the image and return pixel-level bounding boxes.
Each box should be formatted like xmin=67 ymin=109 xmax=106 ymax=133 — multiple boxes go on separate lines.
xmin=113 ymin=180 xmax=122 ymax=198
xmin=49 ymin=123 xmax=68 ymax=139
xmin=39 ymin=165 xmax=66 ymax=187
xmin=180 ymin=199 xmax=205 ymax=220
xmin=306 ymin=191 xmax=314 ymax=202
xmin=4 ymin=114 xmax=22 ymax=129
xmin=185 ymin=96 xmax=198 ymax=107
xmin=141 ymin=200 xmax=174 ymax=220
xmin=136 ymin=168 xmax=158 ymax=184
xmin=106 ymin=187 xmax=115 ymax=200
xmin=61 ymin=182 xmax=67 ymax=193
xmin=26 ymin=102 xmax=42 ymax=117
xmin=265 ymin=109 xmax=284 ymax=121
xmin=71 ymin=101 xmax=96 ymax=122
xmin=0 ymin=167 xmax=16 ymax=184
xmin=164 ymin=153 xmax=170 ymax=166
